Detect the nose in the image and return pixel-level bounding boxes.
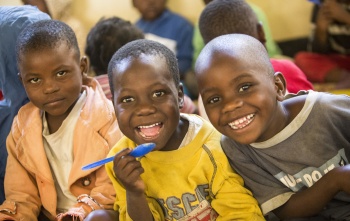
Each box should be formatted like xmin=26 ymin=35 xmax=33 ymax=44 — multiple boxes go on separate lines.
xmin=43 ymin=78 xmax=59 ymax=94
xmin=135 ymin=98 xmax=156 ymax=116
xmin=221 ymin=97 xmax=243 ymax=113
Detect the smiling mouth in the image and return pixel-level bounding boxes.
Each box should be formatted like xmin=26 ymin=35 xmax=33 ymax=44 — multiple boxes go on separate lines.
xmin=137 ymin=122 xmax=163 ymax=139
xmin=228 ymin=114 xmax=255 ymax=130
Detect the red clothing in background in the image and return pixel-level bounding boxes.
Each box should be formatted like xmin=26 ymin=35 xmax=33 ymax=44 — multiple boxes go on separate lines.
xmin=271 ymin=59 xmax=314 ymax=93
xmin=294 ymin=52 xmax=350 ymax=83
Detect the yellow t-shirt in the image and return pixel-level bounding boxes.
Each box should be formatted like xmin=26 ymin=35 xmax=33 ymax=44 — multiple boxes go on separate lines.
xmin=106 ymin=114 xmax=264 ymax=221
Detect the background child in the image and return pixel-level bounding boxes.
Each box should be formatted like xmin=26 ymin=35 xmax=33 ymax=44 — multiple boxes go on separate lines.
xmin=85 ymin=16 xmax=198 ymax=114
xmin=85 ymin=16 xmax=144 ymax=100
xmin=132 ymin=0 xmax=195 ymax=98
xmin=86 ymin=39 xmax=264 ymax=221
xmin=0 ymin=19 xmax=121 ymax=220
xmin=195 ymin=33 xmax=350 ymax=220
xmin=199 ymin=0 xmax=313 ymax=95
xmin=0 ymin=5 xmax=50 ymax=205
xmin=295 ymin=0 xmax=350 ymax=90
xmin=192 ymin=0 xmax=282 ymax=67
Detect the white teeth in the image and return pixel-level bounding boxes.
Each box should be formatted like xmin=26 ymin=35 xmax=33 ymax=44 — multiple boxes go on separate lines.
xmin=138 ymin=122 xmax=160 ymax=129
xmin=228 ymin=114 xmax=254 ymax=130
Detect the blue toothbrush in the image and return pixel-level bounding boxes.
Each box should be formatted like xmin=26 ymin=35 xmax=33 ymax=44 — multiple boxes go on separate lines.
xmin=81 ymin=143 xmax=156 ymax=170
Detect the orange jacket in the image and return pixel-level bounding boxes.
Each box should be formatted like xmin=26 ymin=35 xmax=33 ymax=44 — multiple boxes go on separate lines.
xmin=0 ymin=78 xmax=122 ymax=220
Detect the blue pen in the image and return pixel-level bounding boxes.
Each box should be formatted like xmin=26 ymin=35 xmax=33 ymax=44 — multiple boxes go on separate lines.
xmin=81 ymin=142 xmax=156 ymax=170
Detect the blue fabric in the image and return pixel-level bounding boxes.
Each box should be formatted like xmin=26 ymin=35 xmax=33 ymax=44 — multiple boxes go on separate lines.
xmin=135 ymin=9 xmax=194 ymax=76
xmin=0 ymin=6 xmax=50 ymax=204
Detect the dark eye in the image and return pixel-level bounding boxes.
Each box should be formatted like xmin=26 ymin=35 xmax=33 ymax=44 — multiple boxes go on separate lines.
xmin=208 ymin=96 xmax=221 ymax=104
xmin=57 ymin=71 xmax=67 ymax=77
xmin=238 ymin=84 xmax=251 ymax=92
xmin=29 ymin=78 xmax=40 ymax=84
xmin=153 ymin=91 xmax=165 ymax=97
xmin=122 ymin=97 xmax=135 ymax=103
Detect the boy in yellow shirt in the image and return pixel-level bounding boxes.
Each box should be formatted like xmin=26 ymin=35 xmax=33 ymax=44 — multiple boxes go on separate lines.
xmin=85 ymin=39 xmax=264 ymax=221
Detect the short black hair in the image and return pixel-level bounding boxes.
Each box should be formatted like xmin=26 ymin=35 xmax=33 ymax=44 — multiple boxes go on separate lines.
xmin=199 ymin=0 xmax=258 ymax=44
xmin=85 ymin=16 xmax=144 ymax=76
xmin=108 ymin=39 xmax=179 ymax=96
xmin=16 ymin=19 xmax=80 ymax=65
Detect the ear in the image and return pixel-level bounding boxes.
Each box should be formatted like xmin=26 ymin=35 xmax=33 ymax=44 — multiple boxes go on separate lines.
xmin=178 ymin=83 xmax=185 ymax=109
xmin=274 ymin=72 xmax=287 ymax=101
xmin=80 ymin=56 xmax=89 ymax=73
xmin=257 ymin=22 xmax=267 ymax=46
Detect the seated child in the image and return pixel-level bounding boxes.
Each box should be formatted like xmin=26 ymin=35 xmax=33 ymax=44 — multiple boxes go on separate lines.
xmin=192 ymin=0 xmax=282 ymax=67
xmin=195 ymin=33 xmax=350 ymax=220
xmin=85 ymin=39 xmax=265 ymax=221
xmin=85 ymin=16 xmax=198 ymax=114
xmin=0 ymin=19 xmax=122 ymax=220
xmin=0 ymin=5 xmax=50 ymax=205
xmin=85 ymin=16 xmax=145 ymax=100
xmin=199 ymin=0 xmax=314 ymax=94
xmin=294 ymin=0 xmax=350 ymax=90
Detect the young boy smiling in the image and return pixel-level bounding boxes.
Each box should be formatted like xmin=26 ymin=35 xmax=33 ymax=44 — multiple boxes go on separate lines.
xmin=195 ymin=33 xmax=350 ymax=220
xmin=85 ymin=39 xmax=264 ymax=221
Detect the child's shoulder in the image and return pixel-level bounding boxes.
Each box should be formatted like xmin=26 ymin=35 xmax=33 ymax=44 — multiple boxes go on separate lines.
xmin=284 ymin=90 xmax=350 ymax=124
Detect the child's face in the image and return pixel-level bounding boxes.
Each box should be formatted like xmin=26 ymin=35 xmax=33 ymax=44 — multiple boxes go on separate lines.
xmin=19 ymin=44 xmax=86 ymax=119
xmin=133 ymin=0 xmax=166 ymax=21
xmin=197 ymin=51 xmax=284 ymax=144
xmin=111 ymin=54 xmax=184 ymax=151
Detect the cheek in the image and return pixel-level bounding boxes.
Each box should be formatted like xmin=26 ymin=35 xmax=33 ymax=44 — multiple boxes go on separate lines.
xmin=23 ymin=85 xmax=41 ymax=103
xmin=116 ymin=108 xmax=129 ymax=128
xmin=206 ymin=108 xmax=219 ymax=126
xmin=68 ymin=76 xmax=83 ymax=93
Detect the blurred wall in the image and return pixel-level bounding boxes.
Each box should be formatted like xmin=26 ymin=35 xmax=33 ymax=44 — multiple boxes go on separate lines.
xmin=0 ymin=0 xmax=314 ymax=41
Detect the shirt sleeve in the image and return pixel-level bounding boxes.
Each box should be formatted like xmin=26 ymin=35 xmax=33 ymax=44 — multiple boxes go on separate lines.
xmin=210 ymin=145 xmax=265 ymax=220
xmin=0 ymin=118 xmax=41 ymax=220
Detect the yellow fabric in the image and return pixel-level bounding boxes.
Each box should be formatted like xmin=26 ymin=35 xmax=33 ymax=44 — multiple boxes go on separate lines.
xmin=106 ymin=114 xmax=264 ymax=221
xmin=0 ymin=78 xmax=122 ymax=220
xmin=328 ymin=89 xmax=350 ymax=96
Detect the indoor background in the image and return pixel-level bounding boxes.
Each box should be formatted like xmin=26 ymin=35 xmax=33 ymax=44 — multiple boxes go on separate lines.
xmin=0 ymin=0 xmax=313 ymax=43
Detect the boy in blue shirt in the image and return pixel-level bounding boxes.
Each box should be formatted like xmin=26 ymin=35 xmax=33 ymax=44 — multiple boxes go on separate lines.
xmin=132 ymin=0 xmax=195 ymax=98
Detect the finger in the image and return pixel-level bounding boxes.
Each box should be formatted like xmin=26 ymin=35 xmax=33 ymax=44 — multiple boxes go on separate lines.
xmin=124 ymin=167 xmax=145 ymax=185
xmin=116 ymin=160 xmax=145 ymax=188
xmin=114 ymin=155 xmax=140 ymax=179
xmin=114 ymin=148 xmax=132 ymax=164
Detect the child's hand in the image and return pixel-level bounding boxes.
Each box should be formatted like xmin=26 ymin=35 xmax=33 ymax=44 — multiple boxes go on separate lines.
xmin=332 ymin=164 xmax=350 ymax=194
xmin=113 ymin=148 xmax=145 ymax=194
xmin=317 ymin=3 xmax=333 ymax=31
xmin=323 ymin=0 xmax=350 ymax=24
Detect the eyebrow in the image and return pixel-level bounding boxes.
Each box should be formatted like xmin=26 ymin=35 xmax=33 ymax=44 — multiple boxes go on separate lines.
xmin=201 ymin=73 xmax=252 ymax=96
